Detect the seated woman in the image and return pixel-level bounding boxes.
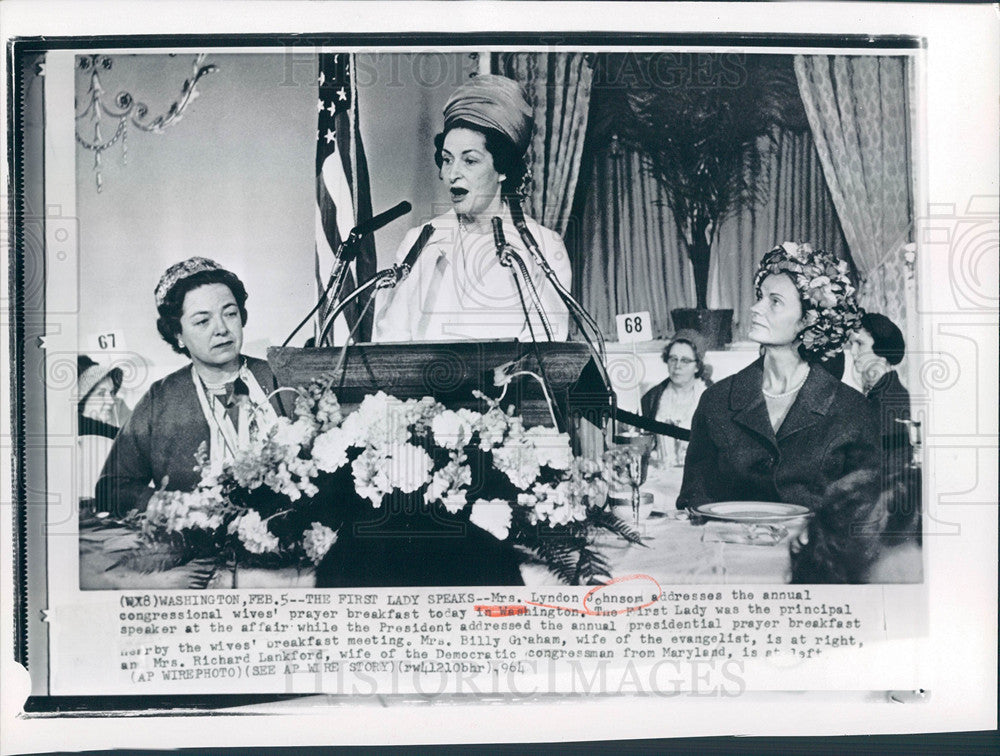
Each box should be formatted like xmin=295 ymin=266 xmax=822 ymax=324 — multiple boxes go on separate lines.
xmin=96 ymin=258 xmax=286 ymax=515
xmin=676 ymin=242 xmax=878 ymax=511
xmin=849 ymin=312 xmax=920 ymax=544
xmin=640 ymin=329 xmax=712 ymax=465
xmin=78 ymin=355 xmax=130 ymax=434
xmin=77 ymin=355 xmax=128 ymax=505
xmin=849 ymin=311 xmax=914 ymax=467
xmin=373 ymin=74 xmax=571 ymax=343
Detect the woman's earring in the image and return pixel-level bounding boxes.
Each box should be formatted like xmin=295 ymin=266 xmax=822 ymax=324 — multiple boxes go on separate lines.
xmin=177 ymin=337 xmax=185 ymax=349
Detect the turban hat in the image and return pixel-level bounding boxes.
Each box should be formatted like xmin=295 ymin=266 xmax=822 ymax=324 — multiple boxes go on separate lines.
xmin=443 ymin=74 xmax=533 ymax=155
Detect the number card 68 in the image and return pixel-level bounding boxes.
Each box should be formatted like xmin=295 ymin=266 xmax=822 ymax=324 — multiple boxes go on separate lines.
xmin=615 ymin=311 xmax=653 ymax=344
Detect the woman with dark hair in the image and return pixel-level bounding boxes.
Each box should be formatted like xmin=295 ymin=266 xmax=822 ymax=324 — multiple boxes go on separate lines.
xmin=789 ymin=459 xmax=885 ymax=584
xmin=373 ymin=74 xmax=571 ymax=342
xmin=676 ymin=242 xmax=878 ymax=511
xmin=849 ymin=311 xmax=913 ymax=464
xmin=640 ymin=329 xmax=712 ymax=465
xmin=96 ymin=257 xmax=286 ymax=515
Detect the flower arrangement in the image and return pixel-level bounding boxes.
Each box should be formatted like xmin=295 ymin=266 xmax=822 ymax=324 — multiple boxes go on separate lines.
xmin=124 ymin=376 xmax=640 ymax=587
xmin=754 ymin=241 xmax=861 ymax=361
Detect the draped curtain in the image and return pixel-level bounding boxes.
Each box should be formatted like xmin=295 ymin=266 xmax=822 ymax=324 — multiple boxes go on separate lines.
xmin=498 ymin=53 xmax=594 ymax=235
xmin=580 ymin=144 xmax=696 ymax=337
xmin=582 ymin=130 xmax=848 ymax=340
xmin=710 ymin=130 xmax=850 ymax=339
xmin=794 ymin=55 xmax=913 ymax=328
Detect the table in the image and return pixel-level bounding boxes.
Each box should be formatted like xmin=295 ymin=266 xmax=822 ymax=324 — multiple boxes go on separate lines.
xmin=79 ymin=467 xmax=796 ymax=589
xmin=597 ymin=464 xmax=795 ymax=584
xmin=521 ymin=464 xmax=796 ymax=585
xmin=79 ymin=521 xmax=315 ymax=590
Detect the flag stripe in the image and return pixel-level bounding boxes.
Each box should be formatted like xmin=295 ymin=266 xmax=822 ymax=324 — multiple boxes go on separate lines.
xmin=320 ymin=158 xmax=354 ymax=245
xmin=316 ymin=174 xmax=346 ymax=259
xmin=314 ymin=52 xmax=375 ymax=345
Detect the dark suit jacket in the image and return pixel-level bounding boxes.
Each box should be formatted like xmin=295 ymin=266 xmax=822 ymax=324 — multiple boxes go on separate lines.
xmin=641 ymin=379 xmax=667 ymax=419
xmin=95 ymin=356 xmax=287 ymax=516
xmin=867 ymin=369 xmax=913 ymax=464
xmin=676 ymin=358 xmax=878 ymax=511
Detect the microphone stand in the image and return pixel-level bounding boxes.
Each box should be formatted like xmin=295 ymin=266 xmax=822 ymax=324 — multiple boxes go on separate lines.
xmin=497 ymin=245 xmax=554 ymax=342
xmin=320 ymin=223 xmax=435 ymax=346
xmin=510 ymin=206 xmax=607 ymax=364
xmin=318 ymin=264 xmax=405 ymax=347
xmin=280 ymin=237 xmax=359 ymax=348
xmin=508 ymin=202 xmax=615 ymax=445
xmin=281 ymin=201 xmax=413 ymax=348
xmin=328 ymin=292 xmax=378 ymax=383
xmin=493 ymin=217 xmax=565 ymax=432
xmin=318 ymin=263 xmax=410 ymax=388
xmin=513 ymin=212 xmax=609 ymax=358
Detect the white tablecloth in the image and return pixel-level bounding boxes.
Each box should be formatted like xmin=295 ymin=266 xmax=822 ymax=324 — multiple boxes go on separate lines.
xmin=80 ymin=466 xmax=796 ymax=589
xmin=79 ymin=522 xmax=315 ymax=589
xmin=523 ymin=464 xmax=796 ymax=585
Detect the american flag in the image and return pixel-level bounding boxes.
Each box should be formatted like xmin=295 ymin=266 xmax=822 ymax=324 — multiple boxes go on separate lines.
xmin=315 ymin=52 xmax=376 ymax=345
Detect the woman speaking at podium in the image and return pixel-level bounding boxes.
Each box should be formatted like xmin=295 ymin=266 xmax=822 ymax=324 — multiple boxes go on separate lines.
xmin=373 ymin=74 xmax=571 ymax=343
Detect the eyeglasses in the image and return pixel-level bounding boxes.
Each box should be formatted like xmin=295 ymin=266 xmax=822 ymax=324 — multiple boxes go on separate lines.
xmin=666 ymin=357 xmax=696 ymax=366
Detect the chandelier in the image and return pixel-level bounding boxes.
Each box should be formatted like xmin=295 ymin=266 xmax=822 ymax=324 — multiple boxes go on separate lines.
xmin=75 ymin=53 xmax=218 ymax=192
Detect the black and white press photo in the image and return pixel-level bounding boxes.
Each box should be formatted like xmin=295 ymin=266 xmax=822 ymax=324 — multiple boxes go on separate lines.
xmin=2 ymin=1 xmax=997 ymax=747
xmin=47 ymin=48 xmax=925 ymax=591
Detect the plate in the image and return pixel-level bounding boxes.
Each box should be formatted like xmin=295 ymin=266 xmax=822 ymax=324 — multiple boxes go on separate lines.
xmin=691 ymin=501 xmax=811 ymax=523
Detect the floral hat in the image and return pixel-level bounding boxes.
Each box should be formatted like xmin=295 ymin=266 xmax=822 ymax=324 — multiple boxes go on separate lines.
xmin=753 ymin=241 xmax=861 ymax=361
xmin=154 ymin=257 xmax=222 ymax=308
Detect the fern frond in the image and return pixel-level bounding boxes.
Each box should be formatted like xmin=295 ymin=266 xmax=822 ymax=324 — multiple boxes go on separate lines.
xmin=531 ymin=538 xmax=584 ymax=585
xmin=110 ymin=539 xmax=188 ymax=574
xmin=185 ymin=557 xmax=221 ymax=589
xmin=589 ymin=507 xmax=644 ymax=546
xmin=573 ymin=544 xmax=613 ymax=585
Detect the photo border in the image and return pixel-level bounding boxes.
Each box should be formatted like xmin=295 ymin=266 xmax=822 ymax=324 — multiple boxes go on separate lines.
xmin=2 ymin=2 xmax=996 ymax=748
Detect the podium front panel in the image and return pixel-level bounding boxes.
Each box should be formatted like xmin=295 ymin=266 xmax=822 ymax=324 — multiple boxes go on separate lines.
xmin=268 ymin=341 xmax=613 ymax=430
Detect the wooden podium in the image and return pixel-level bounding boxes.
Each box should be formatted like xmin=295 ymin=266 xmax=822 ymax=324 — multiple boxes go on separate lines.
xmin=267 ymin=340 xmax=613 ymax=444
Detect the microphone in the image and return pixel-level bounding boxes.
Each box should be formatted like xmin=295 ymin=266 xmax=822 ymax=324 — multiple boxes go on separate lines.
xmin=336 ymin=201 xmax=412 ymax=268
xmin=350 ymin=200 xmax=412 ymax=240
xmin=317 ymin=224 xmax=434 ymax=346
xmin=286 ymin=211 xmax=421 ymax=348
xmin=398 ymin=223 xmax=435 ymax=279
xmin=491 ymin=216 xmax=507 ymax=253
xmin=492 ymin=216 xmax=514 ymax=267
xmin=508 ymin=200 xmax=609 ymax=385
xmin=508 ymin=204 xmax=548 ymax=272
xmin=491 ymin=216 xmax=552 ymax=340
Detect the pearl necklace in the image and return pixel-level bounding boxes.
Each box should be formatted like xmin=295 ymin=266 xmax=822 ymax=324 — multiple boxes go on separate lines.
xmin=762 ymin=371 xmax=809 ymax=399
xmin=457 ymin=215 xmax=490 ymax=235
